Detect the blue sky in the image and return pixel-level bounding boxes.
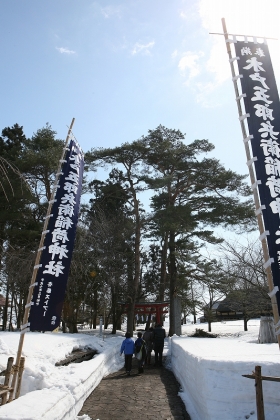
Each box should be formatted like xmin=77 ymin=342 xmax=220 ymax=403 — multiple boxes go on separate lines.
xmin=1 ymin=0 xmax=280 ymax=182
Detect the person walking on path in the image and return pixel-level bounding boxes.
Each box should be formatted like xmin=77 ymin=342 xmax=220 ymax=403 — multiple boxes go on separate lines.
xmin=120 ymin=332 xmax=135 ymax=375
xmin=143 ymin=327 xmax=153 ymax=365
xmin=153 ymin=323 xmax=166 ymax=367
xmin=134 ymin=332 xmax=146 ymax=374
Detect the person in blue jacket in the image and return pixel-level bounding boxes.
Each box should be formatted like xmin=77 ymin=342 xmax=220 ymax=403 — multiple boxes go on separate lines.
xmin=120 ymin=332 xmax=135 ymax=375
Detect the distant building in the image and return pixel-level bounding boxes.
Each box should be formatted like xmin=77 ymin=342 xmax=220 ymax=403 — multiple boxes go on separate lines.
xmin=202 ymin=289 xmax=272 ymax=322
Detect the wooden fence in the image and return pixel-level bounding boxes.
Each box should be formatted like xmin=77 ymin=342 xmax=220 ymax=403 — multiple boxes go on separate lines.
xmin=243 ymin=365 xmax=280 ymax=420
xmin=0 ymin=356 xmax=25 ymax=405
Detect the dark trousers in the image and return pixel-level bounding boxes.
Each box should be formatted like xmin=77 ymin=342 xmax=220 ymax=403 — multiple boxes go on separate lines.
xmin=154 ymin=343 xmax=164 ymax=366
xmin=137 ymin=356 xmax=145 ymax=369
xmin=125 ymin=354 xmax=133 ymax=372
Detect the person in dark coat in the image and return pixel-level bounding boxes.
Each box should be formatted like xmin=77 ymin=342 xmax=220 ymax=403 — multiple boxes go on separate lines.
xmin=143 ymin=327 xmax=153 ymax=365
xmin=153 ymin=323 xmax=166 ymax=367
xmin=120 ymin=332 xmax=135 ymax=375
xmin=134 ymin=332 xmax=146 ymax=373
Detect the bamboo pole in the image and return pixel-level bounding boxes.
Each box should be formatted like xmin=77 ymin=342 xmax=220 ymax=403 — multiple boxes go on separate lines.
xmin=1 ymin=357 xmax=14 ymax=405
xmin=221 ymin=18 xmax=280 ymax=348
xmin=210 ymin=32 xmax=277 ymax=40
xmin=8 ymin=118 xmax=75 ymax=402
xmin=15 ymin=357 xmax=25 ymax=399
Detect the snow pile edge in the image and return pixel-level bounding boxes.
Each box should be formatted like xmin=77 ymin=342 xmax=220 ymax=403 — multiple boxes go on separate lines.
xmin=0 ymin=339 xmax=123 ymax=420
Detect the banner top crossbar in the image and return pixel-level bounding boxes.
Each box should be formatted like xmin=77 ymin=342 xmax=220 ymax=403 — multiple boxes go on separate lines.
xmin=209 ymin=32 xmax=278 ymax=41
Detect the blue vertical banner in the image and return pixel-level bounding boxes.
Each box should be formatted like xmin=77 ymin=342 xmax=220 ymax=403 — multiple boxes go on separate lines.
xmin=234 ymin=40 xmax=280 ymax=316
xmin=28 ymin=139 xmax=84 ymax=331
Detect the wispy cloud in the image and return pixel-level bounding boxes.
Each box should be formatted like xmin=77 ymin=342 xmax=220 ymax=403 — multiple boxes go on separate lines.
xmin=101 ymin=6 xmax=121 ymax=19
xmin=56 ymin=47 xmax=76 ymax=55
xmin=173 ymin=0 xmax=280 ymax=107
xmin=178 ymin=51 xmax=204 ymax=82
xmin=198 ymin=0 xmax=280 ymax=84
xmin=180 ymin=11 xmax=187 ymax=19
xmin=174 ymin=47 xmax=226 ymax=107
xmin=131 ymin=41 xmax=155 ymax=56
xmin=193 ymin=81 xmax=221 ymax=108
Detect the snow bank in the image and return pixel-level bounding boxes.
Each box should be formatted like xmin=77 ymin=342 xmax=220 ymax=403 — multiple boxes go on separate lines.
xmin=1 ymin=321 xmax=280 ymax=420
xmin=170 ymin=335 xmax=280 ymax=420
xmin=0 ymin=332 xmax=124 ymax=420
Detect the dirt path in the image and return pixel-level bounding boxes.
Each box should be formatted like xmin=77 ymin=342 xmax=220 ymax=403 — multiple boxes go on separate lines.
xmin=79 ymin=355 xmax=191 ymax=420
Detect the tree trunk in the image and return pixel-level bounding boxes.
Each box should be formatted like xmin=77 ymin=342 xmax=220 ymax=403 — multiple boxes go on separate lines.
xmin=145 ymin=313 xmax=152 ymax=331
xmin=159 ymin=232 xmax=168 ymax=302
xmin=92 ymin=289 xmax=98 ymax=329
xmin=191 ymin=281 xmax=197 ymax=324
xmin=126 ymin=261 xmax=136 ymax=333
xmin=64 ymin=299 xmax=78 ymax=333
xmin=208 ymin=320 xmax=212 ymax=332
xmin=112 ymin=310 xmax=122 ymax=334
xmin=17 ymin=295 xmax=23 ymax=329
xmin=110 ymin=285 xmax=117 ymax=333
xmin=105 ymin=309 xmax=111 ymax=329
xmin=62 ymin=319 xmax=66 ymax=333
xmin=168 ymin=230 xmax=177 ymax=336
xmin=116 ymin=316 xmax=122 ymax=331
xmin=2 ymin=283 xmax=9 ymax=331
xmin=8 ymin=293 xmax=14 ymax=331
xmin=90 ymin=299 xmax=93 ymax=329
xmin=258 ymin=316 xmax=277 ymax=343
xmin=193 ymin=311 xmax=197 ymax=324
xmin=244 ymin=317 xmax=248 ymax=332
xmin=126 ymin=183 xmax=141 ymax=333
xmin=127 ymin=301 xmax=134 ymax=334
xmin=67 ymin=318 xmax=78 ymax=333
xmin=111 ymin=284 xmax=122 ymax=334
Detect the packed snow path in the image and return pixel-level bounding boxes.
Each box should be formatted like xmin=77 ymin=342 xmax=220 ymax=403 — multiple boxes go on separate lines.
xmin=78 ymin=356 xmax=191 ymax=420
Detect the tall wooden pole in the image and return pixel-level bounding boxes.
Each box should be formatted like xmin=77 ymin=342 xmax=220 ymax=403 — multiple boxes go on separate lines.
xmin=221 ymin=18 xmax=280 ymax=348
xmin=8 ymin=118 xmax=75 ymax=401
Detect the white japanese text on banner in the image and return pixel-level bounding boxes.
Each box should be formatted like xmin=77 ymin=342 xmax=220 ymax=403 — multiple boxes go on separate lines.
xmin=234 ymin=40 xmax=280 ymax=316
xmin=28 ymin=139 xmax=84 ymax=331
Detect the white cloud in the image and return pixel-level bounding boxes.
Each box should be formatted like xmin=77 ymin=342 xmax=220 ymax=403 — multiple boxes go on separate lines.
xmin=193 ymin=81 xmax=221 ymax=108
xmin=175 ymin=0 xmax=280 ymax=107
xmin=205 ymin=38 xmax=229 ymax=85
xmin=175 ymin=48 xmax=228 ymax=107
xmin=101 ymin=6 xmax=121 ymax=19
xmin=131 ymin=41 xmax=155 ymax=56
xmin=180 ymin=11 xmax=187 ymax=19
xmin=198 ymin=0 xmax=280 ymax=38
xmin=178 ymin=51 xmax=204 ymax=83
xmin=56 ymin=47 xmax=76 ymax=55
xmin=198 ymin=0 xmax=280 ymax=83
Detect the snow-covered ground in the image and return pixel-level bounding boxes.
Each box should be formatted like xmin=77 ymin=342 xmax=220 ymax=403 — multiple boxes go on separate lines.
xmin=0 ymin=320 xmax=278 ymax=420
xmin=174 ymin=319 xmax=280 ymax=420
xmin=0 ymin=330 xmax=124 ymax=420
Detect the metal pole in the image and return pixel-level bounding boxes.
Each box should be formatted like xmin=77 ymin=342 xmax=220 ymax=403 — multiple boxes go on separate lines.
xmin=221 ymin=18 xmax=280 ymax=348
xmin=8 ymin=118 xmax=75 ymax=401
